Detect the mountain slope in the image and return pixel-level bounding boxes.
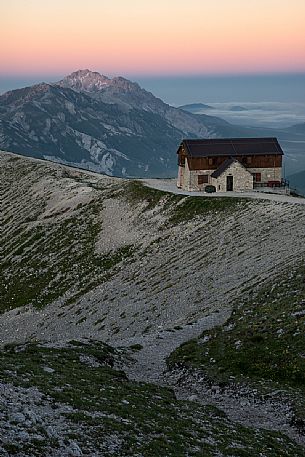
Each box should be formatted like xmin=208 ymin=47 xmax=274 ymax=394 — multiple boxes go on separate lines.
xmin=167 ymin=261 xmax=305 ymax=444
xmin=2 ymin=150 xmax=305 ymax=453
xmin=0 ymin=70 xmax=235 ymax=177
xmin=2 ymin=150 xmax=305 ymax=343
xmin=0 ymin=81 xmax=184 ymax=177
xmin=288 ymin=169 xmax=305 ymax=195
xmin=287 ymin=122 xmax=305 ymax=134
xmin=1 ymin=69 xmax=305 ymax=177
xmin=178 ymin=103 xmax=214 ymax=112
xmin=2 ymin=341 xmax=304 ymax=457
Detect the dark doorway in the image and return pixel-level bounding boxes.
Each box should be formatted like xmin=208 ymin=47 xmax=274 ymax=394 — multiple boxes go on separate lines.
xmin=226 ymin=175 xmax=233 ymax=191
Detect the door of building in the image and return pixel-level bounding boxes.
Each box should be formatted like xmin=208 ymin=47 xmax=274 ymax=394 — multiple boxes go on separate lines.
xmin=226 ymin=175 xmax=233 ymax=191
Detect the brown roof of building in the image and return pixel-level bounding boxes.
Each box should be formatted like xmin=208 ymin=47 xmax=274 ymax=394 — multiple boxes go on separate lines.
xmin=179 ymin=138 xmax=284 ymax=157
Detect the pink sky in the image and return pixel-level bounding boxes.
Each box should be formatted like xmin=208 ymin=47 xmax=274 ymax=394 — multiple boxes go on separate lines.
xmin=1 ymin=0 xmax=305 ymax=76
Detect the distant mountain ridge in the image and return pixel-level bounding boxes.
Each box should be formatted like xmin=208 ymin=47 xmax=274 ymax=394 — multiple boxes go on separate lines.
xmin=288 ymin=169 xmax=305 ymax=196
xmin=57 ymin=70 xmax=226 ymax=136
xmin=1 ymin=69 xmax=305 ymax=177
xmin=0 ymin=70 xmax=231 ymax=177
xmin=229 ymin=105 xmax=249 ymax=112
xmin=287 ymin=122 xmax=305 ymax=134
xmin=178 ymin=103 xmax=214 ymax=112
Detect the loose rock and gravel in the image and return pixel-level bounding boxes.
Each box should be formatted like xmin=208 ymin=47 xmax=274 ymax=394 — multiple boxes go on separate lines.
xmin=1 ymin=150 xmax=305 ymax=456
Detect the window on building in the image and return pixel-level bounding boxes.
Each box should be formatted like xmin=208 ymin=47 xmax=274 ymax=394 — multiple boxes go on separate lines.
xmin=246 ymin=156 xmax=252 ymax=165
xmin=198 ymin=175 xmax=209 ymax=185
xmin=253 ymin=173 xmax=262 ymax=182
xmin=208 ymin=158 xmax=216 ymax=166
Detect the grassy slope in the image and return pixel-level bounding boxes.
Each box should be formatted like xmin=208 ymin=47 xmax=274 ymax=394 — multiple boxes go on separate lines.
xmin=0 ymin=156 xmax=246 ymax=315
xmin=2 ymin=154 xmax=305 ymax=455
xmin=0 ymin=157 xmax=134 ymax=314
xmin=125 ymin=180 xmax=245 ymax=225
xmin=168 ymin=263 xmax=305 ymax=424
xmin=0 ymin=341 xmax=304 ymax=457
xmin=1 ymin=203 xmax=134 ymax=312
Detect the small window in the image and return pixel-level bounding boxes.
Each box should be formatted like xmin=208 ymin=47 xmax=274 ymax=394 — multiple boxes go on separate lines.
xmin=253 ymin=173 xmax=261 ymax=182
xmin=208 ymin=158 xmax=216 ymax=166
xmin=246 ymin=156 xmax=252 ymax=165
xmin=198 ymin=175 xmax=208 ymax=185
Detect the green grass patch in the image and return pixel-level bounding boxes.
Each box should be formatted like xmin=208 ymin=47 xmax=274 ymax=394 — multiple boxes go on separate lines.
xmin=168 ymin=263 xmax=305 ymax=389
xmin=0 ymin=341 xmax=303 ymax=457
xmin=0 ymin=199 xmax=135 ymax=313
xmin=125 ymin=180 xmax=248 ymax=224
xmin=125 ymin=180 xmax=171 ymax=210
xmin=169 ymin=195 xmax=246 ymax=224
xmin=168 ymin=263 xmax=305 ymax=428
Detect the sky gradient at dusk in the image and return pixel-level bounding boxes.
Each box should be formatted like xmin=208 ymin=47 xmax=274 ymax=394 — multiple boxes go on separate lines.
xmin=1 ymin=0 xmax=305 ymax=76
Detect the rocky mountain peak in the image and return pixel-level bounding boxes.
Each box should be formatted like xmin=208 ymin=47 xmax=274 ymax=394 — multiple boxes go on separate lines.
xmin=57 ymin=70 xmax=143 ymax=97
xmin=0 ymin=69 xmax=233 ymax=179
xmin=58 ymin=69 xmax=111 ymax=92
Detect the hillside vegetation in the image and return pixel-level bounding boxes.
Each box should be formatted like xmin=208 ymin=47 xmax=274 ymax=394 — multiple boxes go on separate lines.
xmin=2 ymin=150 xmax=305 ymax=455
xmin=168 ymin=263 xmax=305 ymax=388
xmin=168 ymin=262 xmax=305 ymax=437
xmin=2 ymin=151 xmax=305 ymax=346
xmin=1 ymin=341 xmax=304 ymax=457
xmin=1 ymin=153 xmax=243 ymax=317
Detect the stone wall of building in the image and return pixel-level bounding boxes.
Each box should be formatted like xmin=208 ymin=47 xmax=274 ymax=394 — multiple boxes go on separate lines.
xmin=177 ymin=161 xmax=282 ymax=192
xmin=247 ymin=167 xmax=282 ymax=183
xmin=177 ymin=166 xmax=184 ymax=188
xmin=211 ymin=161 xmax=253 ymax=192
xmin=180 ymin=161 xmax=214 ymax=191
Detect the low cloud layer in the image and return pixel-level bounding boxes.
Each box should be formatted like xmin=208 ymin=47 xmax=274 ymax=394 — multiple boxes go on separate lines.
xmin=194 ymin=102 xmax=305 ymax=129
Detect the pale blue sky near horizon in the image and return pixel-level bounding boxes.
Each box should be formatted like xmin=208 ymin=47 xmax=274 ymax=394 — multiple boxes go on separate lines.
xmin=0 ymin=72 xmax=304 ymax=105
xmin=137 ymin=73 xmax=305 ymax=105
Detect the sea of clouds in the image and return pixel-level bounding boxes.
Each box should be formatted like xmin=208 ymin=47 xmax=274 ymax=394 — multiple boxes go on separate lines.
xmin=193 ymin=102 xmax=305 ymax=129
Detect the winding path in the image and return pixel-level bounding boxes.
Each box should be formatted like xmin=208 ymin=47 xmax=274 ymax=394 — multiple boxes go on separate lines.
xmin=115 ymin=310 xmax=229 ymax=384
xmin=116 ymin=307 xmax=305 ymax=447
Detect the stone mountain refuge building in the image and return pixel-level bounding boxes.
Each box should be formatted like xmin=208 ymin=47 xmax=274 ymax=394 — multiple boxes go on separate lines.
xmin=177 ymin=138 xmax=284 ymax=192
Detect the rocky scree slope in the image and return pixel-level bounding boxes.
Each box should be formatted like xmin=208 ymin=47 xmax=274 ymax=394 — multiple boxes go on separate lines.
xmin=1 ymin=340 xmax=304 ymax=457
xmin=166 ymin=262 xmax=305 ymax=446
xmin=0 ymin=70 xmax=230 ymax=178
xmin=2 ymin=151 xmax=305 ymax=455
xmin=2 ymin=150 xmax=305 ymax=346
